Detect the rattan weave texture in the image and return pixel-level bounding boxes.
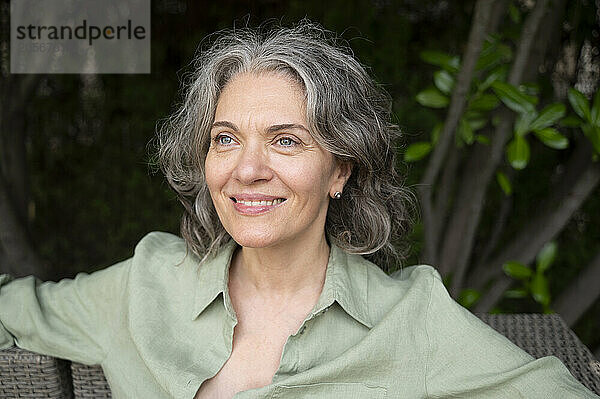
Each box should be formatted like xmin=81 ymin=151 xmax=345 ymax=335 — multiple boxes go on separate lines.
xmin=476 ymin=313 xmax=600 ymax=395
xmin=71 ymin=363 xmax=111 ymax=399
xmin=0 ymin=346 xmax=73 ymax=398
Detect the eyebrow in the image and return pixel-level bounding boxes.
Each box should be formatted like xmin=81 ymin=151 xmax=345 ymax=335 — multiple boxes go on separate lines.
xmin=211 ymin=121 xmax=310 ymax=134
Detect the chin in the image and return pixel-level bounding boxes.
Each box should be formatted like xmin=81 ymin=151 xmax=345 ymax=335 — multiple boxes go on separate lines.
xmin=228 ymin=228 xmax=283 ymax=248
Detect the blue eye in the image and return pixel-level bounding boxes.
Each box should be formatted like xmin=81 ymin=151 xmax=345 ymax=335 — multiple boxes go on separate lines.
xmin=214 ymin=134 xmax=233 ymax=145
xmin=278 ymin=137 xmax=297 ymax=147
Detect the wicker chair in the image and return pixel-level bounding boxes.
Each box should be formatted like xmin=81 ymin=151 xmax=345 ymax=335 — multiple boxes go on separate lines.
xmin=1 ymin=313 xmax=599 ymax=398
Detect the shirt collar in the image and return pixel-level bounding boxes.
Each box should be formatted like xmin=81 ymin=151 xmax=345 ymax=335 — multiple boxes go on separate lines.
xmin=191 ymin=239 xmax=239 ymax=321
xmin=191 ymin=239 xmax=373 ymax=329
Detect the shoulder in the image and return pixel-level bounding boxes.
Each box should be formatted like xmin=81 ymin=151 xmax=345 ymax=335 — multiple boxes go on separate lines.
xmin=129 ymin=231 xmax=200 ymax=279
xmin=133 ymin=230 xmax=186 ymax=254
xmin=125 ymin=233 xmax=204 ymax=358
xmin=132 ymin=231 xmax=189 ymax=263
xmin=126 ymin=232 xmax=202 ymax=316
xmin=347 ymin=253 xmax=441 ymax=326
xmin=365 ymin=258 xmax=440 ymax=301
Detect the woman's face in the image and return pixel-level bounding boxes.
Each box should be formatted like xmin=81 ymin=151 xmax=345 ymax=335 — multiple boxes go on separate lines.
xmin=205 ymin=72 xmax=349 ymax=249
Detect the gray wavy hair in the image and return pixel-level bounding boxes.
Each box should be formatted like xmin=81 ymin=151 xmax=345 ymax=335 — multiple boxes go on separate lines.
xmin=156 ymin=20 xmax=416 ymax=271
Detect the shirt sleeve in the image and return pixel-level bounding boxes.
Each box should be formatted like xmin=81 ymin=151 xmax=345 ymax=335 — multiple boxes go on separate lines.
xmin=0 ymin=257 xmax=131 ymax=365
xmin=425 ymin=269 xmax=599 ymax=398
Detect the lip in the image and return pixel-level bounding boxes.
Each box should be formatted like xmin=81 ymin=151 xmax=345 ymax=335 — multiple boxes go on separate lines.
xmin=229 ymin=194 xmax=287 ymax=215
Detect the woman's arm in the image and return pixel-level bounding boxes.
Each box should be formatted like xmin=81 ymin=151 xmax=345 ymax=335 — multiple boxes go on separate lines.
xmin=0 ymin=257 xmax=131 ymax=365
xmin=425 ymin=270 xmax=599 ymax=398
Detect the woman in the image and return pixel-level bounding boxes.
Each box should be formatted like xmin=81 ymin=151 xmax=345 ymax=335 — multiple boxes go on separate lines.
xmin=0 ymin=22 xmax=598 ymax=398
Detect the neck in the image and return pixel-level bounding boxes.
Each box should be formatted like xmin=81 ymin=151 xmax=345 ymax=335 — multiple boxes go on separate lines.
xmin=229 ymin=232 xmax=330 ymax=300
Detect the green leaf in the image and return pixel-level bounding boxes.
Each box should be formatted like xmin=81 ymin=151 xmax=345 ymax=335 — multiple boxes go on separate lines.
xmin=568 ymin=88 xmax=591 ymax=122
xmin=463 ymin=110 xmax=488 ymax=131
xmin=503 ymin=261 xmax=532 ymax=280
xmin=463 ymin=110 xmax=485 ymax=120
xmin=542 ymin=306 xmax=555 ymax=314
xmin=478 ymin=65 xmax=508 ymax=92
xmin=506 ymin=136 xmax=530 ymax=170
xmin=591 ymin=90 xmax=600 ymax=125
xmin=514 ymin=112 xmax=537 ymax=137
xmin=533 ymin=128 xmax=569 ymax=150
xmin=531 ymin=273 xmax=551 ymax=306
xmin=475 ymin=134 xmax=490 ymax=145
xmin=404 ymin=142 xmax=432 ymax=162
xmin=416 ymin=88 xmax=449 ymax=108
xmin=559 ymin=114 xmax=582 ymax=128
xmin=442 ymin=274 xmax=451 ymax=287
xmin=431 ymin=122 xmax=443 ymax=145
xmin=458 ymin=289 xmax=481 ymax=309
xmin=469 ymin=93 xmax=500 ymax=112
xmin=536 ymin=241 xmax=557 ymax=273
xmin=504 ymin=288 xmax=528 ymax=299
xmin=582 ymin=124 xmax=600 ymax=154
xmin=530 ymin=103 xmax=566 ymax=131
xmin=476 ymin=43 xmax=512 ymax=71
xmin=468 ymin=118 xmax=486 ymax=131
xmin=496 ymin=171 xmax=512 ymax=196
xmin=458 ymin=118 xmax=474 ymax=145
xmin=420 ymin=50 xmax=460 ymax=73
xmin=519 ymin=83 xmax=540 ymax=97
xmin=434 ymin=70 xmax=454 ymax=95
xmin=491 ymin=81 xmax=537 ymax=114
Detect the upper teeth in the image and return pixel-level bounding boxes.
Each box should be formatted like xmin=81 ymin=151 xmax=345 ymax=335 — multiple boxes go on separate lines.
xmin=238 ymin=199 xmax=284 ymax=206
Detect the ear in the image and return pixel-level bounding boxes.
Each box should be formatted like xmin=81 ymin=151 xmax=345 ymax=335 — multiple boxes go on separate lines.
xmin=338 ymin=161 xmax=353 ymax=183
xmin=332 ymin=160 xmax=353 ymax=190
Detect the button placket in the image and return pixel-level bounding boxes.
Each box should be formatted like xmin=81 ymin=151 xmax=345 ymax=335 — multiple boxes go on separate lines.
xmin=275 ymin=331 xmax=300 ymax=379
xmin=314 ymin=305 xmax=330 ymax=318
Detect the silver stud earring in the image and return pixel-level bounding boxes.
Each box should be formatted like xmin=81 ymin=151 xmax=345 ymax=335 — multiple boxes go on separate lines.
xmin=333 ymin=191 xmax=342 ymax=199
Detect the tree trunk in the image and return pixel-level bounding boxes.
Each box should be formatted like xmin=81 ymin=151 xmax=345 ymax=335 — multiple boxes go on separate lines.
xmin=418 ymin=0 xmax=499 ymax=266
xmin=473 ymin=160 xmax=600 ymax=312
xmin=469 ymin=130 xmax=596 ymax=290
xmin=439 ymin=0 xmax=553 ymax=296
xmin=0 ymin=3 xmax=46 ymax=278
xmin=553 ymin=251 xmax=600 ymax=327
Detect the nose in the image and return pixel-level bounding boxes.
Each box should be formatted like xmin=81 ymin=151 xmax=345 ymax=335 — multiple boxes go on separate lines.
xmin=231 ymin=140 xmax=274 ymax=185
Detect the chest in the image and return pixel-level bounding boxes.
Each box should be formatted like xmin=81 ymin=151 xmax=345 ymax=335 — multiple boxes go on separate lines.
xmin=194 ymin=310 xmax=308 ymax=399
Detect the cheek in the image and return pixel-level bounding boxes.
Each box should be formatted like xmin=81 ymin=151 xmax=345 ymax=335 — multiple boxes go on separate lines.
xmin=204 ymin=154 xmax=228 ymax=196
xmin=276 ymin=158 xmax=334 ymax=198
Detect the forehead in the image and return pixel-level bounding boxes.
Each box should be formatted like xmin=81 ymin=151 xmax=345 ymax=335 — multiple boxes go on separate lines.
xmin=214 ymin=72 xmax=307 ymax=124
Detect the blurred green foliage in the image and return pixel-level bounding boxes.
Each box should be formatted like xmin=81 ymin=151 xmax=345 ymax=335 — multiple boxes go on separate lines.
xmin=398 ymin=0 xmax=599 ymax=350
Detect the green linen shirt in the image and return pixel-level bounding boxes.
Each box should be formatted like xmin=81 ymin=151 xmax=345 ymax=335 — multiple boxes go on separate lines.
xmin=0 ymin=231 xmax=597 ymax=398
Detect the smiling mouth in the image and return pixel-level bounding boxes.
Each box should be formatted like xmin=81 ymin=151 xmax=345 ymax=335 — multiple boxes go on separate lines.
xmin=230 ymin=197 xmax=287 ymax=207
